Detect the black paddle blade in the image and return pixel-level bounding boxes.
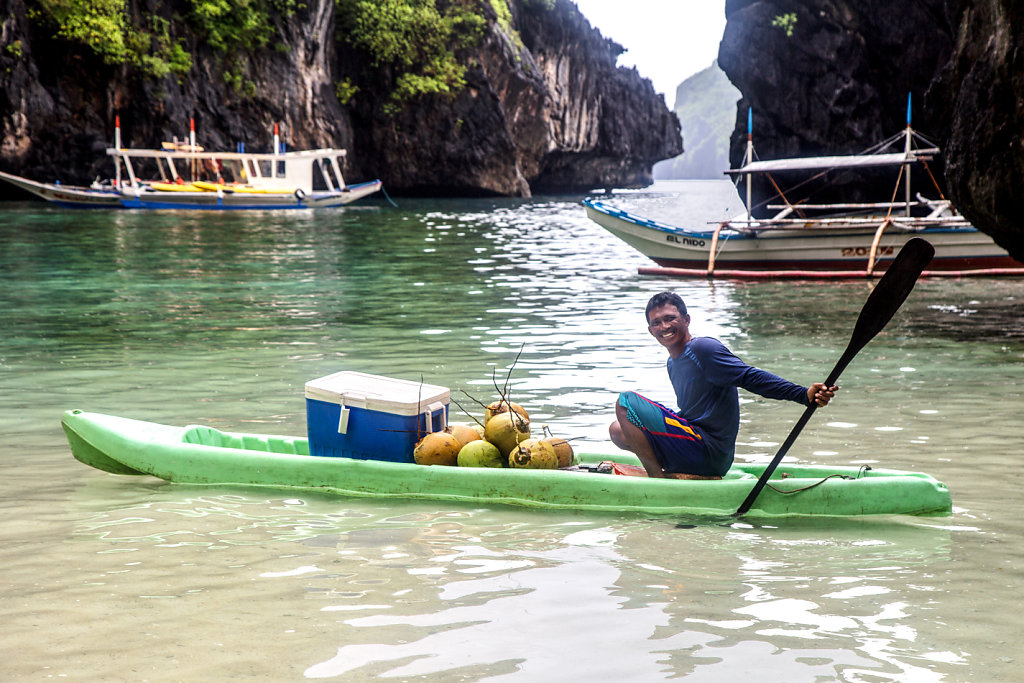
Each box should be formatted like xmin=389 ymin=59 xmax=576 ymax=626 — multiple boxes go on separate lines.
xmin=734 ymin=238 xmax=934 ymax=516
xmin=827 ymin=237 xmax=935 ymax=384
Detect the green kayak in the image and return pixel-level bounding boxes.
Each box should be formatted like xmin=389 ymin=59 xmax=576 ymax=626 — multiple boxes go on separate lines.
xmin=61 ymin=409 xmax=952 ymax=518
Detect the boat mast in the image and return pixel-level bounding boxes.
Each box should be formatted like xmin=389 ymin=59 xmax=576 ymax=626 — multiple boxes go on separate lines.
xmin=745 ymin=107 xmax=753 ymax=224
xmin=904 ymin=93 xmax=912 ymax=218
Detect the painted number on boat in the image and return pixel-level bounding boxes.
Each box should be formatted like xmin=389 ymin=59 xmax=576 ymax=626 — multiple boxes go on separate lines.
xmin=667 ymin=235 xmax=706 ymax=247
xmin=841 ymin=246 xmax=894 ymax=257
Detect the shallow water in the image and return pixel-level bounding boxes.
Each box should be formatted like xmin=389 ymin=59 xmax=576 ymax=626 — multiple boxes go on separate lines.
xmin=2 ymin=181 xmax=1022 ymax=681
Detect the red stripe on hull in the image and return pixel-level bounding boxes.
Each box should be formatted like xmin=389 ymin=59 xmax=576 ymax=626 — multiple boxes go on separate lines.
xmin=649 ymin=254 xmax=1023 ymax=272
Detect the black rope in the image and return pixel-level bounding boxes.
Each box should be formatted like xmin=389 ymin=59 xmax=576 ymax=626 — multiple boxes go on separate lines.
xmin=765 ymin=465 xmax=872 ymax=495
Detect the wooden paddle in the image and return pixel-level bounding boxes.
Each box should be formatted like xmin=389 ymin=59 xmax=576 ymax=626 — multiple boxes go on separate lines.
xmin=734 ymin=237 xmax=935 ymax=516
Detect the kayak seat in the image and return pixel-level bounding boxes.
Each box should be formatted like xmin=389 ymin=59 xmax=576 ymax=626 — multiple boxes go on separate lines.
xmin=182 ymin=425 xmax=309 ymax=456
xmin=183 ymin=425 xmax=225 ymax=446
xmin=267 ymin=437 xmax=308 ymax=455
xmin=242 ymin=435 xmax=270 ymax=451
xmin=181 ymin=425 xmax=245 ymax=450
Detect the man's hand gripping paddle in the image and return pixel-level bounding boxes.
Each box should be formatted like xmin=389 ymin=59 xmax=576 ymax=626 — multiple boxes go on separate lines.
xmin=734 ymin=237 xmax=935 ymax=516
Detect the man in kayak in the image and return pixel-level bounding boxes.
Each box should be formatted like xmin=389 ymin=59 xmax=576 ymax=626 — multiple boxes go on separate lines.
xmin=609 ymin=291 xmax=836 ymax=479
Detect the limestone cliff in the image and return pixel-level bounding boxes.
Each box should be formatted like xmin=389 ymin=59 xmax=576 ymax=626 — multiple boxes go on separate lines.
xmin=717 ymin=0 xmax=1024 ymax=260
xmin=933 ymin=0 xmax=1024 ymax=257
xmin=0 ymin=0 xmax=680 ymax=199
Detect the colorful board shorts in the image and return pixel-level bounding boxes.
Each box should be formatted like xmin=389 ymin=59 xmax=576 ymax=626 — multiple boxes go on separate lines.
xmin=617 ymin=391 xmax=715 ymax=476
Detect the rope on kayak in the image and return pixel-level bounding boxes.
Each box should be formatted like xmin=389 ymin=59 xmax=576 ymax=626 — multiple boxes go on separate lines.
xmin=766 ymin=466 xmax=873 ymax=495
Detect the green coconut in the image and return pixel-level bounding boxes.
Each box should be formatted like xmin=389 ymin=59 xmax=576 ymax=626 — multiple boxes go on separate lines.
xmin=445 ymin=424 xmax=483 ymax=449
xmin=484 ymin=411 xmax=530 ymax=458
xmin=508 ymin=438 xmax=558 ymax=469
xmin=412 ymin=431 xmax=461 ymax=466
xmin=457 ymin=440 xmax=504 ymax=468
xmin=484 ymin=400 xmax=530 ymax=424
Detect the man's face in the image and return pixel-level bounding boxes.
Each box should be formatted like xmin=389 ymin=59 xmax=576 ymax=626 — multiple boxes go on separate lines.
xmin=647 ymin=303 xmax=690 ymax=355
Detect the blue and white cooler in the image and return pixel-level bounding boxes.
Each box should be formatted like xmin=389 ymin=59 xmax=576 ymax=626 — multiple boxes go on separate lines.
xmin=304 ymin=371 xmax=450 ymax=462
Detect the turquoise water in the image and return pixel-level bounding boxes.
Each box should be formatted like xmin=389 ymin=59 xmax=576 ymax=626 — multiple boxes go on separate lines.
xmin=2 ymin=181 xmax=1023 ymax=680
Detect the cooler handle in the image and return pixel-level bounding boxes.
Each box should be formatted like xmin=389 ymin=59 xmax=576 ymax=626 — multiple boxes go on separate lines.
xmin=338 ymin=393 xmax=368 ymax=434
xmin=424 ymin=401 xmax=446 ymax=433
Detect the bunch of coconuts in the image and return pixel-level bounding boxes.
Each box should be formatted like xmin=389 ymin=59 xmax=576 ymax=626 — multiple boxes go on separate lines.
xmin=412 ymin=400 xmax=574 ymax=469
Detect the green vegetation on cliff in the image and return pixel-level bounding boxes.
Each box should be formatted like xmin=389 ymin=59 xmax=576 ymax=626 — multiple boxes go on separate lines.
xmin=30 ymin=0 xmax=191 ymax=78
xmin=336 ymin=0 xmax=485 ymax=114
xmin=28 ymin=0 xmax=302 ymax=83
xmin=189 ymin=0 xmax=300 ymax=53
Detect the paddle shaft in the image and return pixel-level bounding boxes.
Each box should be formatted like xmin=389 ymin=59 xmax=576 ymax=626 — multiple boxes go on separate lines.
xmin=734 ymin=238 xmax=935 ymax=515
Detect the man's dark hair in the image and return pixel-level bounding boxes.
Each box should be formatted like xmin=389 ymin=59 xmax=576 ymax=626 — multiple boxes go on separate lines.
xmin=645 ymin=292 xmax=687 ymax=323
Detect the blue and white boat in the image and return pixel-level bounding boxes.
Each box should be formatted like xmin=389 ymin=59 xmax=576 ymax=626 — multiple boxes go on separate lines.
xmin=585 ymin=107 xmax=1021 ymax=278
xmin=0 ymin=121 xmax=382 ymax=210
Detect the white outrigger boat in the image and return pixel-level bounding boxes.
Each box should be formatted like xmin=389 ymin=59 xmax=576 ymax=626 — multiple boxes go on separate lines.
xmin=0 ymin=120 xmax=382 ymax=210
xmin=585 ymin=104 xmax=1022 ymax=278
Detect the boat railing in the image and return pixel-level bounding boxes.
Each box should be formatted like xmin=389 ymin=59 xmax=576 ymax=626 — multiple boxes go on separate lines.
xmin=766 ymin=200 xmax=923 ymax=211
xmin=723 ymin=215 xmax=971 ymax=231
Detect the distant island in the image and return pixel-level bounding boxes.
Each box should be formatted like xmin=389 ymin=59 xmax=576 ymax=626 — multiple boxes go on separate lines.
xmin=654 ymin=61 xmax=740 ymax=180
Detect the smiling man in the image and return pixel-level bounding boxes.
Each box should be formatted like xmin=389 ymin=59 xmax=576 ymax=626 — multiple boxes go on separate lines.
xmin=609 ymin=292 xmax=836 ymax=479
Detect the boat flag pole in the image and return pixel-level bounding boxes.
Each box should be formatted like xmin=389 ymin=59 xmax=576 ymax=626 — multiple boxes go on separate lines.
xmin=190 ymin=117 xmax=197 ymax=180
xmin=734 ymin=237 xmax=935 ymax=516
xmin=745 ymin=107 xmax=753 ymax=225
xmin=273 ymin=123 xmax=280 ymax=178
xmin=114 ymin=116 xmax=122 ymax=188
xmin=905 ymin=93 xmax=912 ymax=217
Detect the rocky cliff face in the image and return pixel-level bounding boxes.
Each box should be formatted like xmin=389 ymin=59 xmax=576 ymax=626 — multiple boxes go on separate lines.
xmin=933 ymin=0 xmax=1024 ymax=257
xmin=0 ymin=0 xmax=679 ymax=199
xmin=718 ymin=0 xmax=1024 ymax=260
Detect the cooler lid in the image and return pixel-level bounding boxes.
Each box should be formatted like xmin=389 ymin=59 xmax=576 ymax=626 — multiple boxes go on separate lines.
xmin=304 ymin=371 xmax=450 ymax=415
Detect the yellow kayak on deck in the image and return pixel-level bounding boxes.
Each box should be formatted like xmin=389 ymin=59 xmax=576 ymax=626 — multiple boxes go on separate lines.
xmin=160 ymin=141 xmax=205 ymax=152
xmin=192 ymin=181 xmax=297 ymax=195
xmin=148 ymin=182 xmax=205 ymax=192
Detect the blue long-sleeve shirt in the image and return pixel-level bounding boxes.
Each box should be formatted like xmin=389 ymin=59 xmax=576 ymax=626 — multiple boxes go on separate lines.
xmin=668 ymin=336 xmax=808 ymax=475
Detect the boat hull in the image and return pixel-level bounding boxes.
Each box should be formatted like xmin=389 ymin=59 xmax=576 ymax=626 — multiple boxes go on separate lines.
xmin=1 ymin=170 xmax=381 ymax=210
xmin=0 ymin=171 xmax=122 ymax=208
xmin=61 ymin=410 xmax=952 ymax=518
xmin=584 ymin=200 xmax=1021 ymax=273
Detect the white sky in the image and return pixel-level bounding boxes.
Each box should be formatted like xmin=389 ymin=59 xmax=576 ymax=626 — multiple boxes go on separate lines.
xmin=571 ymin=0 xmax=727 ymax=102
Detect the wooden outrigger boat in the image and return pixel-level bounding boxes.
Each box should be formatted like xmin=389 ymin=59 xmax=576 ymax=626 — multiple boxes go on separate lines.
xmin=61 ymin=409 xmax=952 ymax=518
xmin=586 ymin=104 xmax=1023 ymax=278
xmin=0 ymin=120 xmax=382 ymax=210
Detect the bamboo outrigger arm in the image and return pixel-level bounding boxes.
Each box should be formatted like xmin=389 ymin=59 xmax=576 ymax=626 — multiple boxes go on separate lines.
xmin=707 ymin=222 xmax=727 ymax=275
xmin=866 ymin=218 xmax=893 ymax=275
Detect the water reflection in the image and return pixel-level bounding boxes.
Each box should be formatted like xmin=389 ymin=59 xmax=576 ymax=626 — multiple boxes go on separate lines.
xmin=64 ymin=483 xmax=962 ymax=680
xmin=87 ymin=489 xmax=952 ymax=678
xmin=306 ymin=530 xmax=691 ymax=679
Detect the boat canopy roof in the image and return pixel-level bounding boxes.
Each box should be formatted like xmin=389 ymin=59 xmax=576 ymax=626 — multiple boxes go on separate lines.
xmin=725 ymin=148 xmax=939 ymax=175
xmin=106 ymin=147 xmax=346 ymax=162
